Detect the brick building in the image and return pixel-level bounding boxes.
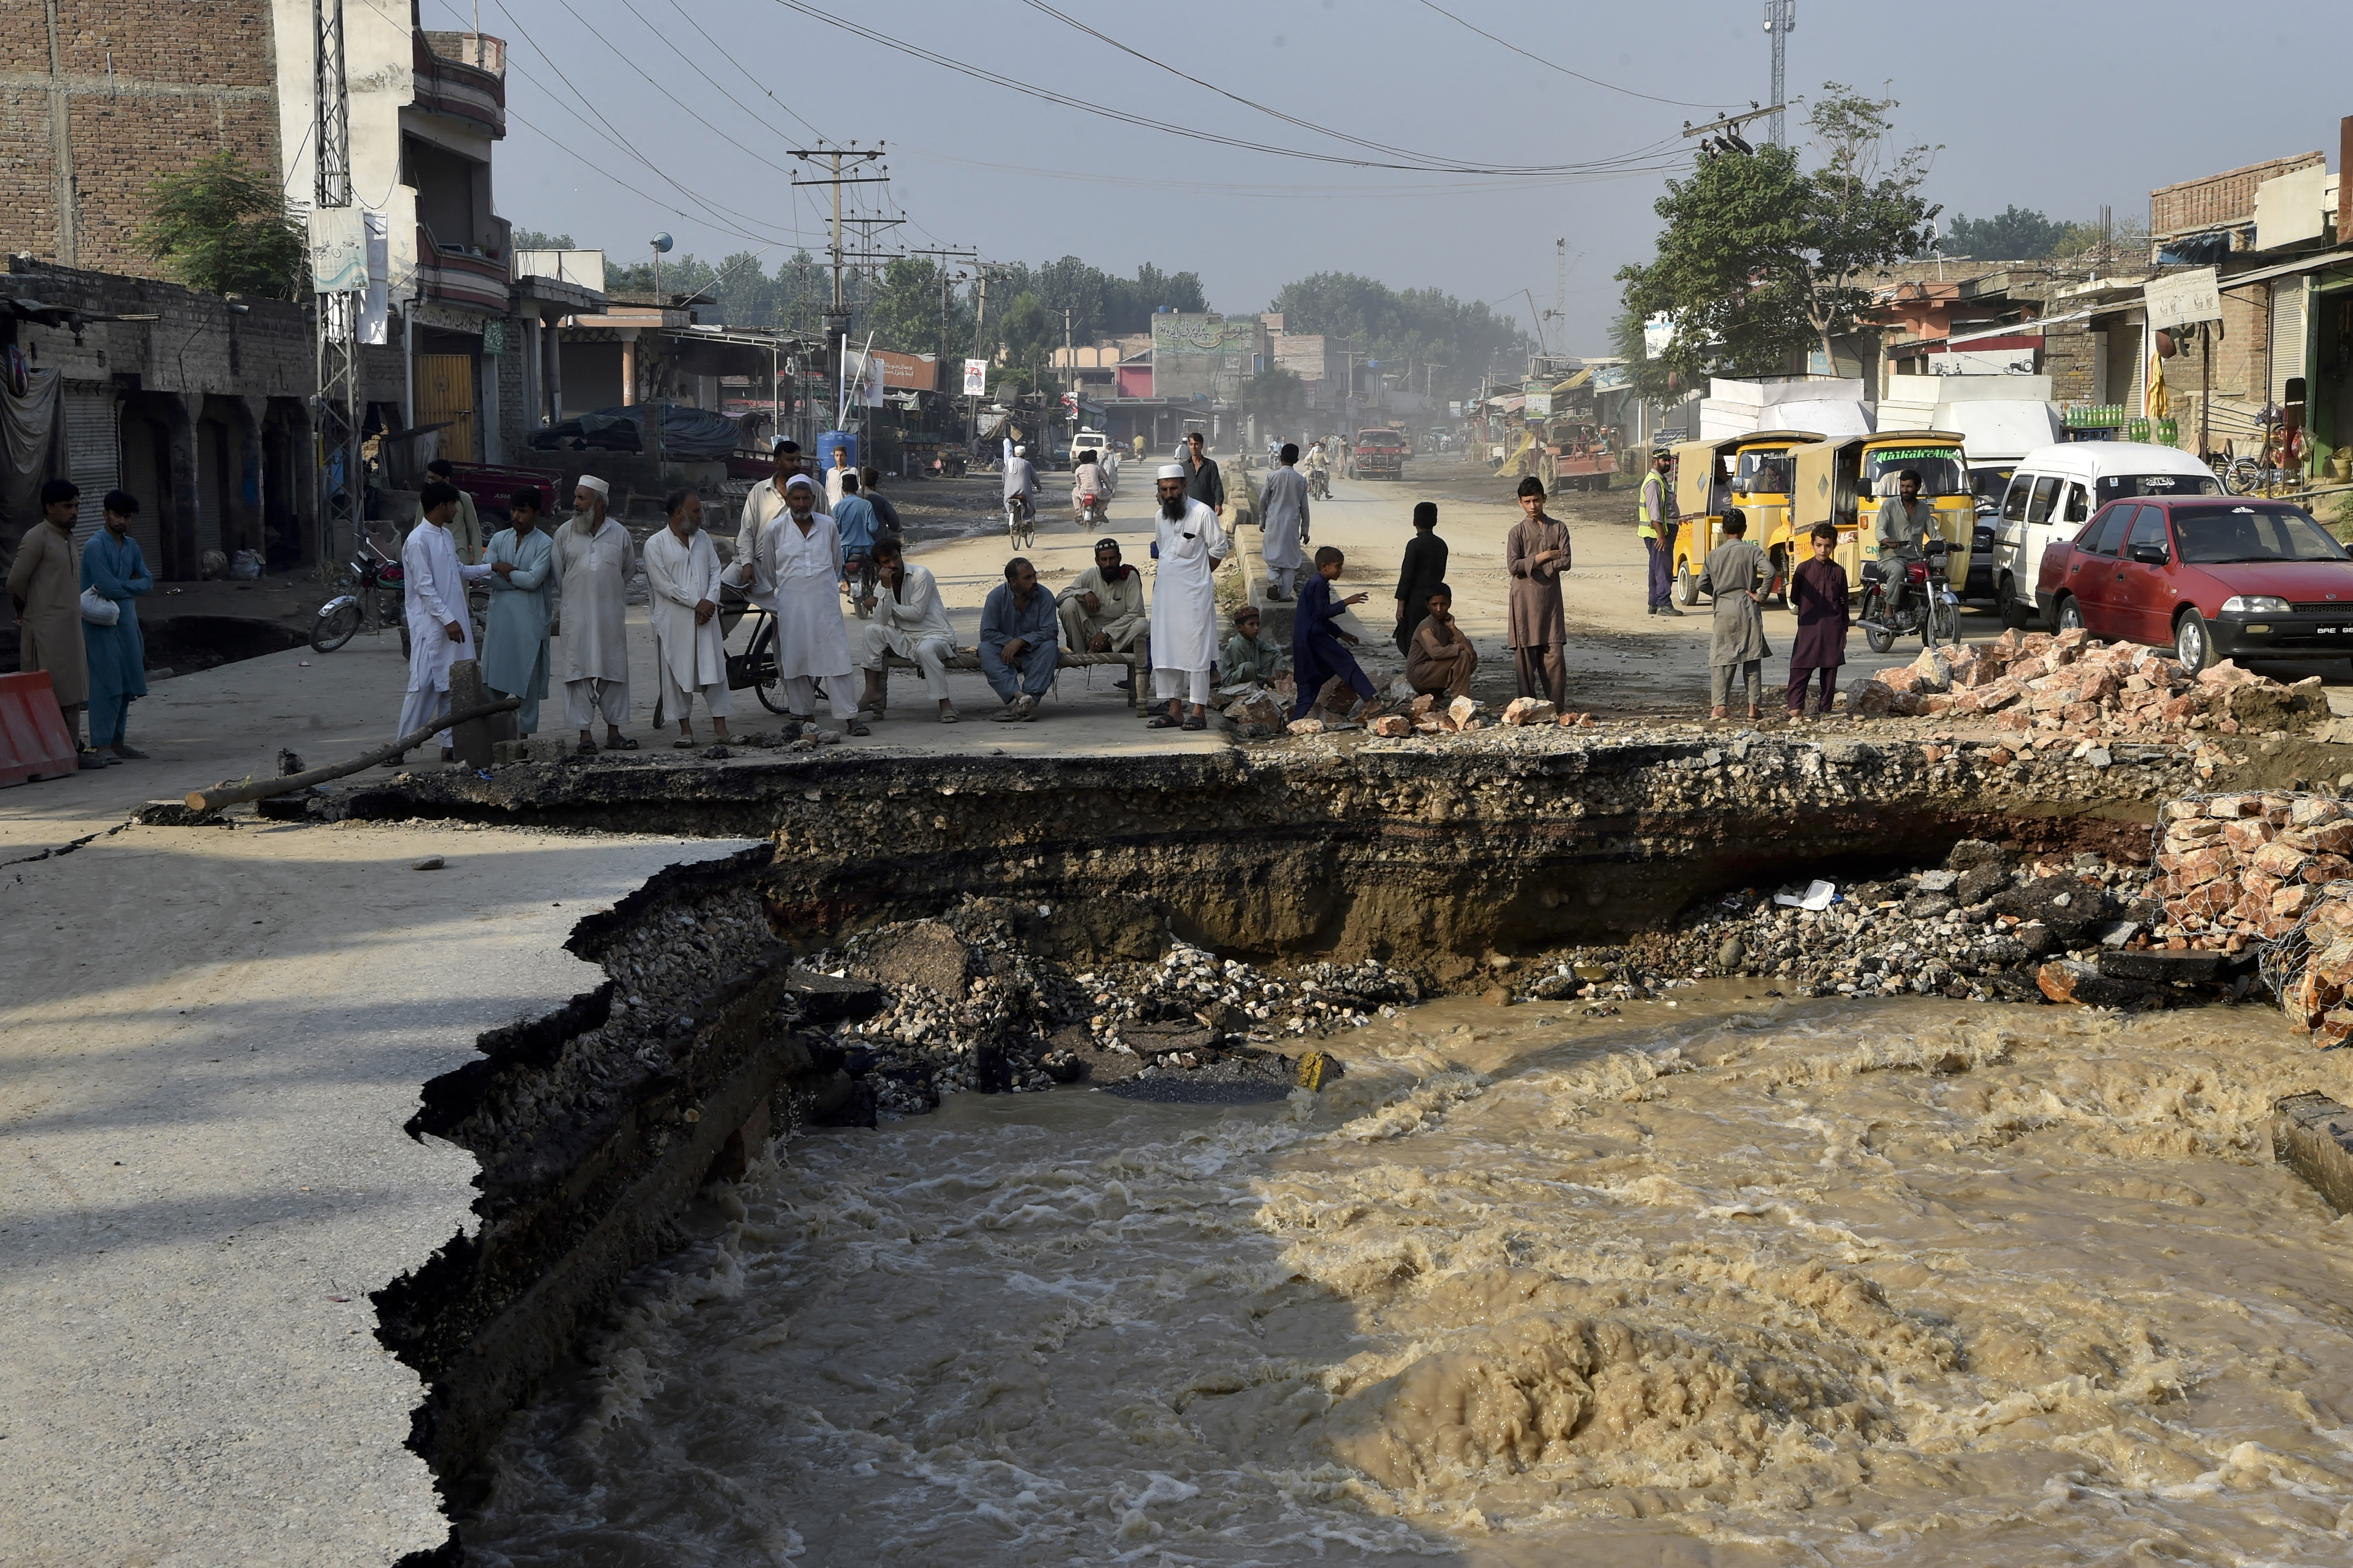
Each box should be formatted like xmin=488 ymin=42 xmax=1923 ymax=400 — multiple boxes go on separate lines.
xmin=2 ymin=0 xmax=283 ymax=278
xmin=1 ymin=256 xmax=315 ymax=583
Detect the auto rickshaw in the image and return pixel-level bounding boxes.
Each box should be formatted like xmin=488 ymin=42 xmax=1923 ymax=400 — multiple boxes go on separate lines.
xmin=1669 ymin=430 xmax=1821 ymax=607
xmin=1788 ymin=430 xmax=1976 ymax=601
xmin=1668 ymin=436 xmax=1739 ymax=607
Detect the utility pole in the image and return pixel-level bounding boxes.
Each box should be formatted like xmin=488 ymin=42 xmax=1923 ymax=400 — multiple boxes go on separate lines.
xmin=1062 ymin=305 xmax=1074 ymax=454
xmin=311 ymin=0 xmax=357 ymax=570
xmin=787 ymin=144 xmax=887 ymax=414
xmin=1762 ymin=0 xmax=1794 ymax=148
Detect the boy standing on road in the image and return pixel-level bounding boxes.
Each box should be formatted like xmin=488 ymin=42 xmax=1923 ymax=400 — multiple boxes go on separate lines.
xmin=1505 ymin=476 xmax=1570 ymax=709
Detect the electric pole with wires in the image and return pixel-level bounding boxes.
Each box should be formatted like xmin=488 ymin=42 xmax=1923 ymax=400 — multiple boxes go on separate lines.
xmin=786 ymin=144 xmax=888 ymax=395
xmin=310 ymin=0 xmax=359 ymax=572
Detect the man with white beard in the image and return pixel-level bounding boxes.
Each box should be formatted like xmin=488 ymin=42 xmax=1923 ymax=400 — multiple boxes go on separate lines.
xmin=1144 ymin=463 xmax=1228 ymax=731
xmin=389 ymin=479 xmax=494 ymax=763
xmin=553 ymin=475 xmax=637 ymax=752
xmin=755 ymin=474 xmax=868 ymax=735
xmin=644 ymin=488 xmax=731 ymax=747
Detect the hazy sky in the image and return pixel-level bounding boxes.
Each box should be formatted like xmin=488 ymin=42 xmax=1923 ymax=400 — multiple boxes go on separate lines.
xmin=445 ymin=0 xmax=2345 ymax=352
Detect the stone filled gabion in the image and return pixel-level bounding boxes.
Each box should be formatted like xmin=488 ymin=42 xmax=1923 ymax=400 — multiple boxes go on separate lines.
xmin=451 ymin=889 xmax=775 ymax=1163
xmin=1517 ymin=840 xmax=2167 ymax=1007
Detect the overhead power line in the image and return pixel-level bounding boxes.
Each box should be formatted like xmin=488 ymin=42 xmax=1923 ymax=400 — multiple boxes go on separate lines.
xmin=764 ymin=0 xmax=1686 ymax=177
xmin=1404 ymin=0 xmax=1743 ymax=110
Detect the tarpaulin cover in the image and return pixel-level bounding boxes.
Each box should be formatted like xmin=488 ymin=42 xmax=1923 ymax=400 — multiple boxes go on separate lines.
xmin=529 ymin=402 xmax=751 ymax=458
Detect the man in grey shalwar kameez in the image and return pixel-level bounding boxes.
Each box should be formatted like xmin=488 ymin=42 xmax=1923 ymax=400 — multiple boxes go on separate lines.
xmin=1701 ymin=508 xmax=1772 ymax=720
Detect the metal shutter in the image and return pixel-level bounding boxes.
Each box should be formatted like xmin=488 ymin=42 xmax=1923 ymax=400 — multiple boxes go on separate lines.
xmin=62 ymin=384 xmax=119 ymax=558
xmin=2271 ymin=279 xmax=2308 ymax=404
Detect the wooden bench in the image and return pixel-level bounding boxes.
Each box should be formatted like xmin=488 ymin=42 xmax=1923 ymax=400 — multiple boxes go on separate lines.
xmin=876 ymin=647 xmax=1148 ymax=711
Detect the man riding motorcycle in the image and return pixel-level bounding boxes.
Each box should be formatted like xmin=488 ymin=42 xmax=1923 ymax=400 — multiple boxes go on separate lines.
xmin=1874 ymin=469 xmax=1935 ymax=619
xmin=1305 ymin=439 xmax=1331 ymax=498
xmin=1071 ymin=450 xmax=1111 ymax=525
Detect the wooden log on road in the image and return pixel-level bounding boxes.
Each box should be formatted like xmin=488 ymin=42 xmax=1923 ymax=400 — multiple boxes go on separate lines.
xmin=181 ymin=696 xmax=521 ymax=812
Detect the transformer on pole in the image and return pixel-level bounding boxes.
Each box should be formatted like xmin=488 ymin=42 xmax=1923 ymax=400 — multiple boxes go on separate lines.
xmin=312 ymin=0 xmax=360 ymax=568
xmin=1763 ymin=0 xmax=1794 ymax=148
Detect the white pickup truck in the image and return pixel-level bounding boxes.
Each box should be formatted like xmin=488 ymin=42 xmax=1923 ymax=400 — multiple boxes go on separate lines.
xmin=1072 ymin=429 xmax=1119 ymax=495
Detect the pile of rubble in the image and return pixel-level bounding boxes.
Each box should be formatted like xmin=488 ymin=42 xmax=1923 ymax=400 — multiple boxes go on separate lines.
xmin=1854 ymin=628 xmax=2326 ymax=743
xmin=813 ymin=904 xmax=1411 ymax=1115
xmin=1279 ymin=693 xmax=1601 ymax=739
xmin=1511 ymin=839 xmax=2241 ymax=1011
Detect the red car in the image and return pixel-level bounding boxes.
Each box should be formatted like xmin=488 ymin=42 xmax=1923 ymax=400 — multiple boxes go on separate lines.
xmin=2035 ymin=496 xmax=2353 ymax=673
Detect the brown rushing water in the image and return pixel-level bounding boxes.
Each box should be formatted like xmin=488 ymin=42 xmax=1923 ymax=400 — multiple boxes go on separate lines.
xmin=465 ymin=993 xmax=2353 ymax=1567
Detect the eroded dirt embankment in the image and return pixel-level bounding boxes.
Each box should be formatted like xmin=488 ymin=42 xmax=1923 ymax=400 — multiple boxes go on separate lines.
xmin=348 ymin=731 xmax=2183 ymax=977
xmin=361 ymin=731 xmax=2189 ymax=1517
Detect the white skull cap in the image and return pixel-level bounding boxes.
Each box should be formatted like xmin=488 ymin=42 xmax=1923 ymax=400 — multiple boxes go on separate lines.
xmin=576 ymin=475 xmax=610 ymax=498
xmin=1156 ymin=463 xmax=1186 ymax=480
xmin=784 ymin=474 xmax=817 ymax=492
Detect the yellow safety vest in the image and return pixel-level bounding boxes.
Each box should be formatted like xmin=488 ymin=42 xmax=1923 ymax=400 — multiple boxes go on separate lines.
xmin=1637 ymin=471 xmax=1667 ymax=540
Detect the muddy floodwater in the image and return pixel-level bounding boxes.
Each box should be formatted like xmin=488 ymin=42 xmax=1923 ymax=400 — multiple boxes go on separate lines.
xmin=465 ymin=993 xmax=2353 ymax=1566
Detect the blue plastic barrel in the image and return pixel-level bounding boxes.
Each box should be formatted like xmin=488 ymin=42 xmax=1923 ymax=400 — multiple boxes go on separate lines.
xmin=816 ymin=430 xmax=859 ymax=476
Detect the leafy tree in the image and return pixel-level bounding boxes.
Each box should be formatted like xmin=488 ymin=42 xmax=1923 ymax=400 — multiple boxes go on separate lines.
xmin=1266 ymin=272 xmax=1522 ymax=397
xmin=137 ymin=151 xmax=306 ymax=299
xmin=1617 ymin=84 xmax=1940 ymax=383
xmin=1944 ymin=205 xmax=2067 ymax=261
xmin=604 ymin=251 xmax=717 ymax=300
xmin=1242 ymin=366 xmax=1307 ymax=429
xmin=510 ymin=227 xmax=575 ymax=250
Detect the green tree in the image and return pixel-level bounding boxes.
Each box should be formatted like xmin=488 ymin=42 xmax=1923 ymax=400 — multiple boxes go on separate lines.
xmin=1617 ymin=84 xmax=1940 ymax=382
xmin=511 ymin=227 xmax=575 ymax=250
xmin=1267 ymin=272 xmax=1521 ymax=397
xmin=137 ymin=151 xmax=306 ymax=299
xmin=1945 ymin=205 xmax=2067 ymax=260
xmin=1242 ymin=366 xmax=1307 ymax=429
xmin=604 ymin=252 xmax=717 ymax=300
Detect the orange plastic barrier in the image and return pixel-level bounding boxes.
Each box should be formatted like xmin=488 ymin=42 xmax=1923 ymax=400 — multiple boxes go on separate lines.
xmin=0 ymin=669 xmax=78 ymax=785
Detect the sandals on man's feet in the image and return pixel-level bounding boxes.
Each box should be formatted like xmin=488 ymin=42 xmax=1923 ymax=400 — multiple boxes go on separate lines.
xmin=1180 ymin=715 xmax=1206 ymax=731
xmin=1145 ymin=714 xmax=1182 ymax=729
xmin=605 ymin=735 xmax=640 ymax=750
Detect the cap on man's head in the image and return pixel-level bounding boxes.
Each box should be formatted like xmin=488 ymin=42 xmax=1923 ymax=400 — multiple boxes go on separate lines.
xmin=1093 ymin=537 xmax=1120 ymax=553
xmin=1232 ymin=605 xmax=1260 ymax=625
xmin=1156 ymin=463 xmax=1186 ymax=480
xmin=576 ymin=475 xmax=611 ymax=498
xmin=1014 ymin=445 xmax=1026 ymax=456
xmin=784 ymin=474 xmax=817 ymax=493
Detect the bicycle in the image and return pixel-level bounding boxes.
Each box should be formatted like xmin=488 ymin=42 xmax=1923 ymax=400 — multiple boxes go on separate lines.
xmin=719 ymin=590 xmax=796 ymax=716
xmin=1005 ymin=495 xmax=1036 ymax=550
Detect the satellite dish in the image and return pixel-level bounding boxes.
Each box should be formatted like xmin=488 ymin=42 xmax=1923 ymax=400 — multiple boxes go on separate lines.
xmin=650 ymin=232 xmax=674 ymax=254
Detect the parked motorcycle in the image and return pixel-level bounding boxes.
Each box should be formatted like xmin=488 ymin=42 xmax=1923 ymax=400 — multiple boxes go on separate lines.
xmin=843 ymin=547 xmax=880 ymax=619
xmin=311 ymin=534 xmax=409 ymax=655
xmin=1858 ymin=540 xmax=1959 ymax=652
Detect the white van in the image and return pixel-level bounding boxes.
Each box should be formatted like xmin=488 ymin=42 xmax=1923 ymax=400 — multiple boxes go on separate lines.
xmin=1993 ymin=442 xmax=2224 ymax=627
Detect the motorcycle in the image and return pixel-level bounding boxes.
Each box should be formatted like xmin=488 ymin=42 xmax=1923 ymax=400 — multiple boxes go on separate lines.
xmin=1858 ymin=540 xmax=1959 ymax=652
xmin=311 ymin=534 xmax=410 ymax=655
xmin=1074 ymin=489 xmax=1108 ymax=527
xmin=1307 ymin=466 xmax=1331 ymax=501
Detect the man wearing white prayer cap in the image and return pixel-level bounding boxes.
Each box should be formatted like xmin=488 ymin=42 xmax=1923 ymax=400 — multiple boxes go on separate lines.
xmin=554 ymin=474 xmax=637 ymax=751
xmin=758 ymin=473 xmax=868 ymax=735
xmin=1145 ymin=463 xmax=1228 ymax=731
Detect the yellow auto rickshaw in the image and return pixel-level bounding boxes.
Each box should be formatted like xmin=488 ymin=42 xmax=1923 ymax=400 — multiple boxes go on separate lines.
xmin=1668 ymin=437 xmax=1738 ymax=607
xmin=1789 ymin=430 xmax=1975 ymax=602
xmin=1670 ymin=431 xmax=1821 ymax=607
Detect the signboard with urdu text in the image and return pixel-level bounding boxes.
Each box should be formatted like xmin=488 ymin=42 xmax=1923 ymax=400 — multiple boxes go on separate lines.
xmin=2144 ymin=268 xmax=2222 ymax=332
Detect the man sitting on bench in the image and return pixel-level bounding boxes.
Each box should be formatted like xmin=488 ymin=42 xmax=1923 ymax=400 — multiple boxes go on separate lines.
xmin=1056 ymin=536 xmax=1148 ymax=691
xmin=856 ymin=537 xmax=959 ymax=724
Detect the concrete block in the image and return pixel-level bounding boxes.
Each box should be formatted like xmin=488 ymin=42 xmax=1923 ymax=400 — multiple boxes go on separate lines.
xmin=2273 ymin=1092 xmax=2353 ymax=1214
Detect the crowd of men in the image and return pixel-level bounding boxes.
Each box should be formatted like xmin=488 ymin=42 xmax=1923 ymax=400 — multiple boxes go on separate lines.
xmin=6 ymin=433 xmax=1912 ymax=773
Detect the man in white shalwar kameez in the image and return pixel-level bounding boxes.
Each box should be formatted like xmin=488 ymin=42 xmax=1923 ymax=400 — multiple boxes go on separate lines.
xmin=1145 ymin=464 xmax=1229 ymax=731
xmin=391 ymin=480 xmax=494 ymax=763
xmin=856 ymin=536 xmax=959 ymax=723
xmin=553 ymin=476 xmax=637 ymax=752
xmin=644 ymin=488 xmax=731 ymax=746
xmin=1258 ymin=442 xmax=1310 ymax=600
xmin=756 ymin=474 xmax=868 ymax=735
xmin=732 ymin=439 xmax=804 ymax=606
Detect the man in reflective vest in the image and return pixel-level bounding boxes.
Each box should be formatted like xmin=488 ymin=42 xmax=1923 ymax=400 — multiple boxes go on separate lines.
xmin=1639 ymin=449 xmax=1682 ymax=616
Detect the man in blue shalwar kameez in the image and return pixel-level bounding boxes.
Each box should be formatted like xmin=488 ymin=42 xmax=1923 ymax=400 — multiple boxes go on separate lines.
xmin=80 ymin=490 xmax=153 ymax=759
xmin=1290 ymin=545 xmax=1378 ymax=723
xmin=481 ymin=487 xmax=556 ymax=735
